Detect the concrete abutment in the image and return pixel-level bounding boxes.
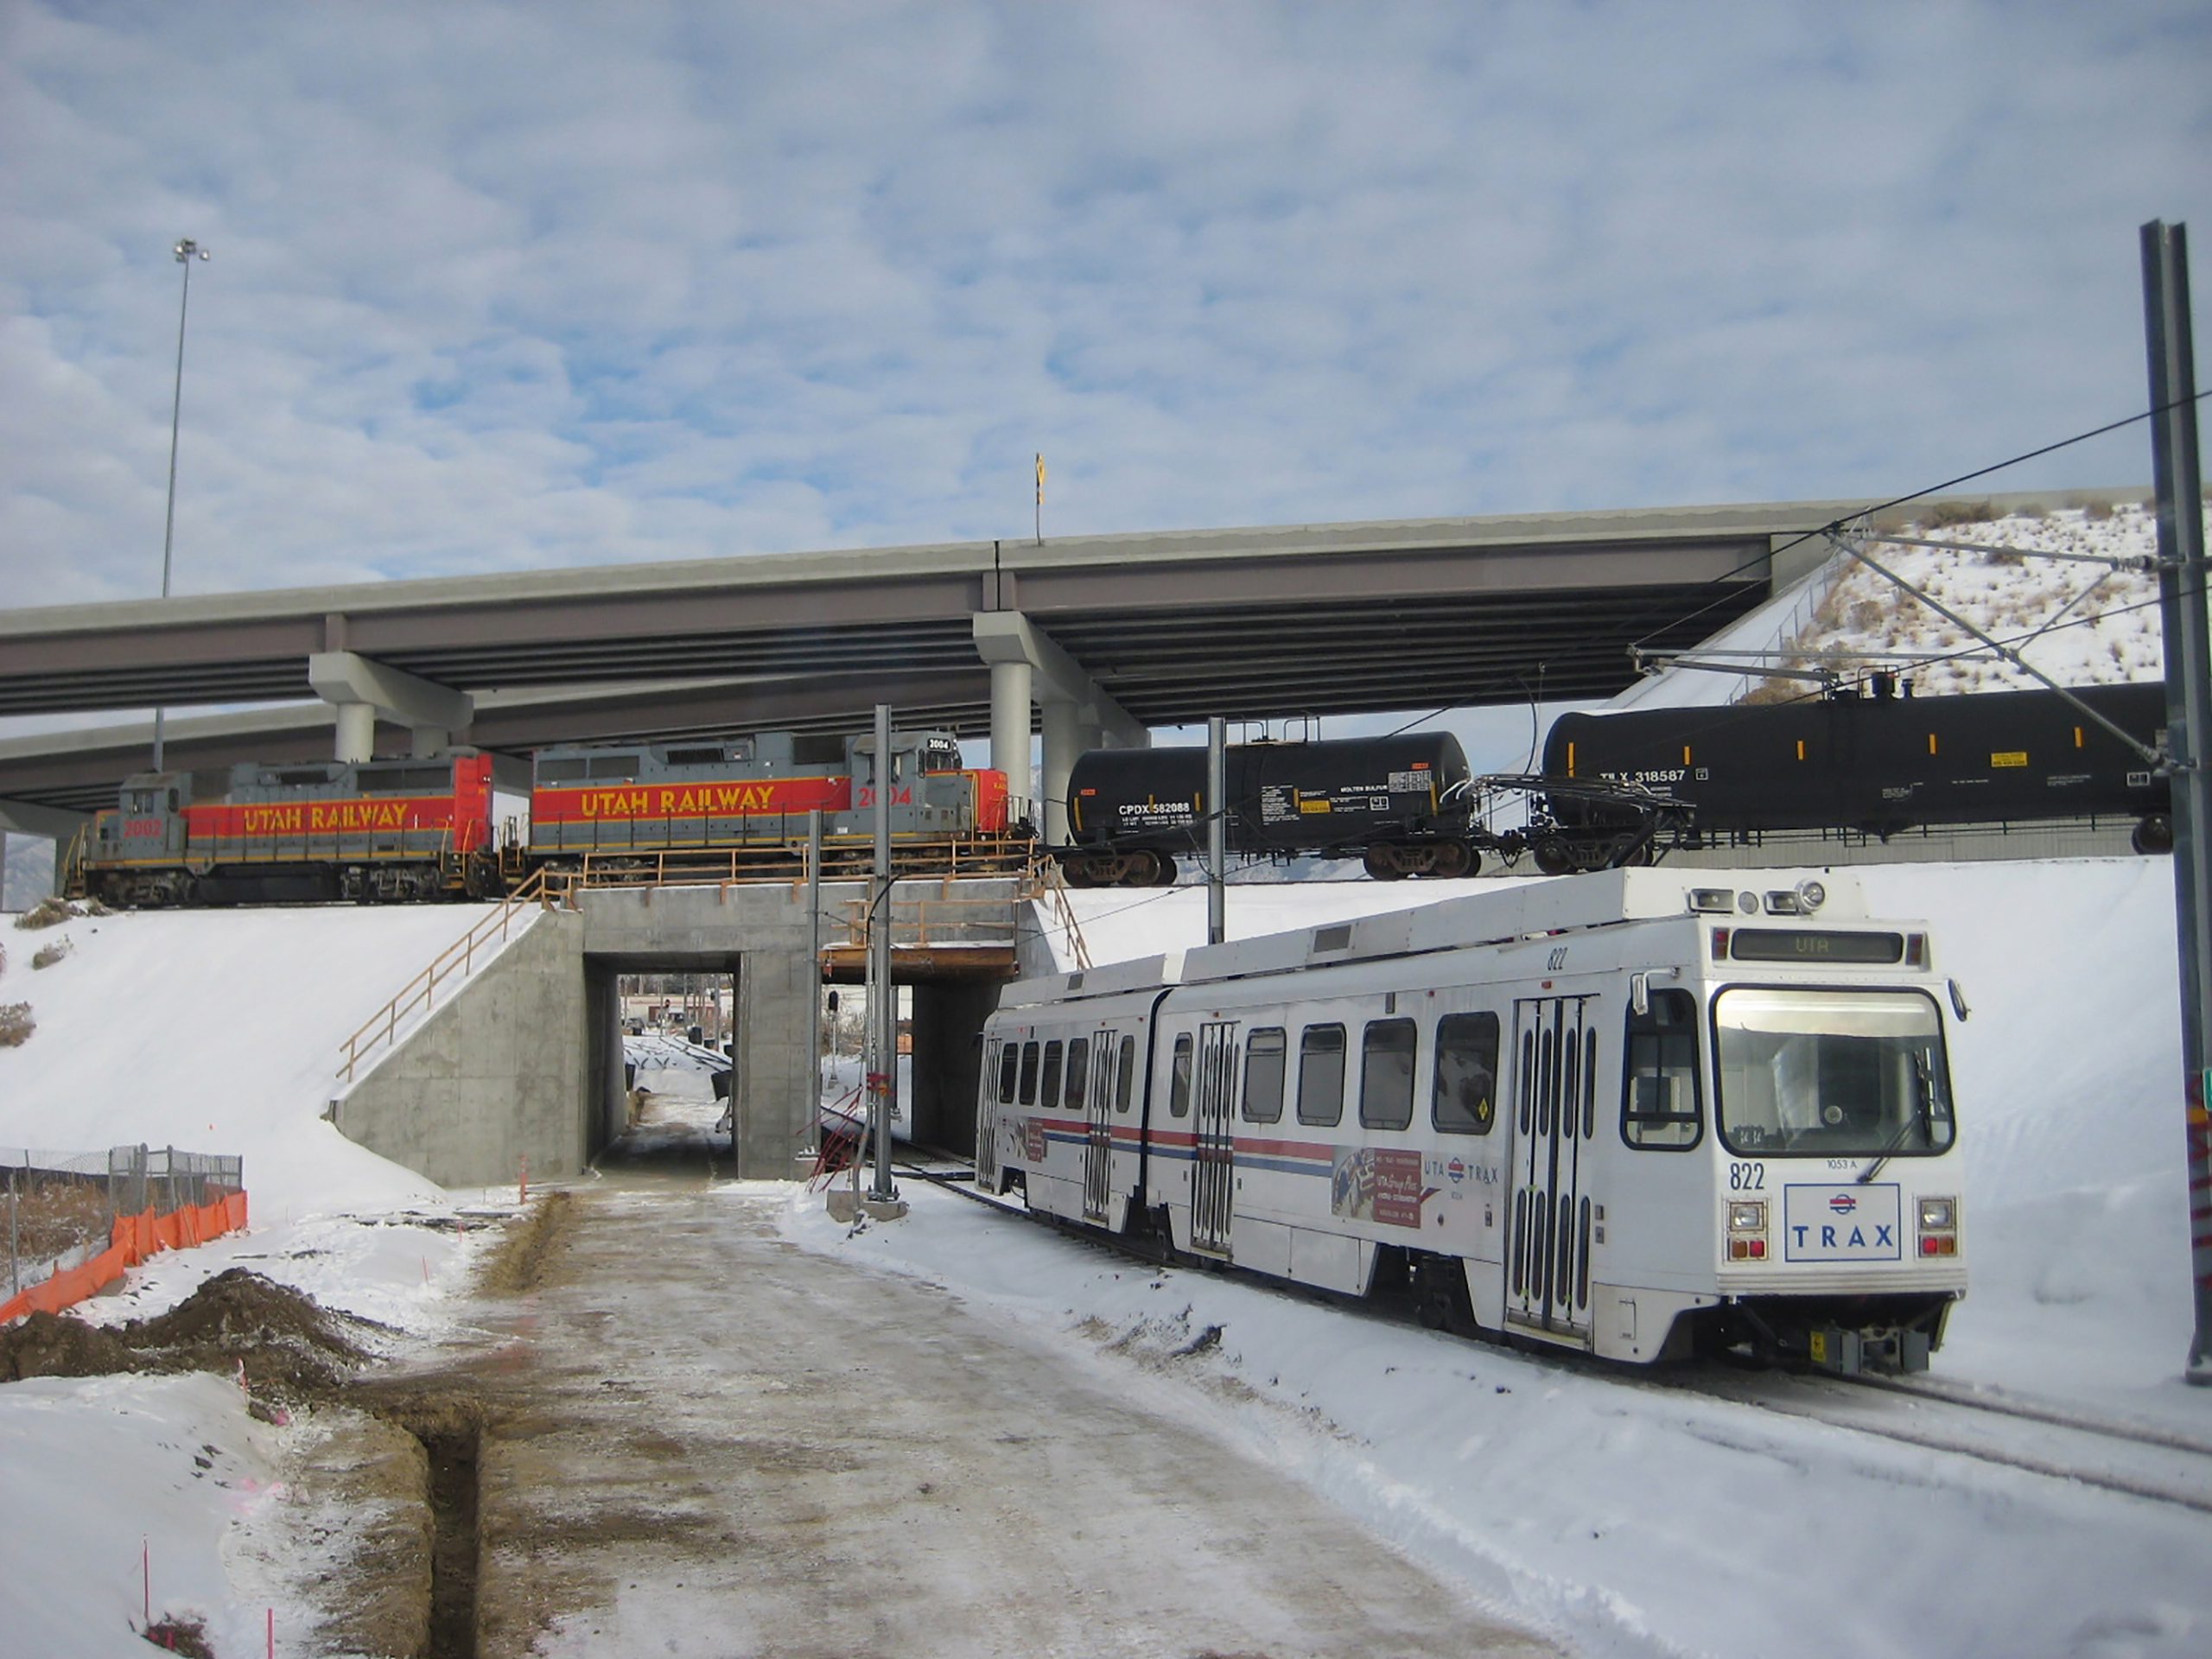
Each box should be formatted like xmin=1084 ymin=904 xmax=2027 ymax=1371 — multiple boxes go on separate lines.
xmin=330 ymin=880 xmax=1036 ymax=1188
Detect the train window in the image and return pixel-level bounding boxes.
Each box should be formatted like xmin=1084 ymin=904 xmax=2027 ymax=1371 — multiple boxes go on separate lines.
xmin=1169 ymin=1034 xmax=1193 ymax=1118
xmin=1018 ymin=1041 xmax=1040 ymax=1106
xmin=1622 ymin=989 xmax=1702 ymax=1150
xmin=1242 ymin=1028 xmax=1287 ymax=1122
xmin=1065 ymin=1039 xmax=1090 ymax=1110
xmin=1116 ymin=1036 xmax=1137 ymax=1114
xmin=1358 ymin=1019 xmax=1418 ymax=1130
xmin=1296 ymin=1025 xmax=1346 ymax=1127
xmin=997 ymin=1042 xmax=1020 ymax=1105
xmin=1040 ymin=1041 xmax=1065 ymax=1109
xmin=1433 ymin=1013 xmax=1500 ymax=1134
xmin=537 ymin=758 xmax=591 ymax=784
xmin=1712 ymin=988 xmax=1954 ymax=1159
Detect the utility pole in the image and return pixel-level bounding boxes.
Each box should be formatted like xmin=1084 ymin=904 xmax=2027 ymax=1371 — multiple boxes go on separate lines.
xmin=1206 ymin=717 xmax=1227 ymax=945
xmin=2141 ymin=220 xmax=2212 ymax=1384
xmin=154 ymin=238 xmax=209 ymax=774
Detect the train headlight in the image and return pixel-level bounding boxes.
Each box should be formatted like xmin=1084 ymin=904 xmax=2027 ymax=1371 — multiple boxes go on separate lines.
xmin=1918 ymin=1198 xmax=1956 ymax=1230
xmin=1729 ymin=1201 xmax=1766 ymax=1232
xmin=1796 ymin=879 xmax=1827 ymax=913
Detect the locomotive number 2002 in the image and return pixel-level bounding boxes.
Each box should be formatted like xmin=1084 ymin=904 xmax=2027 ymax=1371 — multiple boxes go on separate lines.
xmin=1728 ymin=1161 xmax=1766 ymax=1192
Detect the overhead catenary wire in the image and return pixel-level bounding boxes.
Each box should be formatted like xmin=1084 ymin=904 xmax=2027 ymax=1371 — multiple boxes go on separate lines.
xmin=1629 ymin=389 xmax=2212 ymax=657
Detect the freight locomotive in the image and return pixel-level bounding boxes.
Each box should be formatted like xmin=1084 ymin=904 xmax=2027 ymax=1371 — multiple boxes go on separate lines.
xmin=1534 ymin=681 xmax=2171 ymax=874
xmin=978 ymin=867 xmax=1967 ymax=1374
xmin=525 ymin=727 xmax=1013 ymax=878
xmin=77 ymin=751 xmax=516 ymax=907
xmin=1058 ymin=732 xmax=1484 ymax=885
xmin=72 ymin=728 xmax=1018 ymax=906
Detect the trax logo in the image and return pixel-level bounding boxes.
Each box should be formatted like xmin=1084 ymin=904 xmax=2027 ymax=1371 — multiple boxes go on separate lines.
xmin=1783 ymin=1184 xmax=1902 ymax=1263
xmin=1446 ymin=1158 xmax=1467 ymax=1185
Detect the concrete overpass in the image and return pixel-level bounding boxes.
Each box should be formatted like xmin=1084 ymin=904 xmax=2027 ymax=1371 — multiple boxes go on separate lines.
xmin=0 ymin=494 xmax=2048 ymax=843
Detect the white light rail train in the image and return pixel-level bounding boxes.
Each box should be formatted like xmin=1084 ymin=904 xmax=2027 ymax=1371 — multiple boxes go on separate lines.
xmin=976 ymin=868 xmax=1967 ymax=1374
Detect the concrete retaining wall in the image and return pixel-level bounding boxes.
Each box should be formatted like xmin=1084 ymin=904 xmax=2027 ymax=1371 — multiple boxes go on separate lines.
xmin=329 ymin=908 xmax=593 ymax=1189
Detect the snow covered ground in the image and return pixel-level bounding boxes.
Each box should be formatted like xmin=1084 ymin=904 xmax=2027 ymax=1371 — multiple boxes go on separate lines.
xmin=3 ymin=853 xmax=2209 ymax=1650
xmin=0 ymin=493 xmax=2197 ymax=1651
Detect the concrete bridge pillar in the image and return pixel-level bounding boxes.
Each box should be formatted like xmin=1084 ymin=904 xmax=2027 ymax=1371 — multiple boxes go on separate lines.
xmin=334 ymin=702 xmax=377 ymax=764
xmin=988 ymin=657 xmax=1033 ymax=819
xmin=1039 ymin=697 xmax=1080 ymax=846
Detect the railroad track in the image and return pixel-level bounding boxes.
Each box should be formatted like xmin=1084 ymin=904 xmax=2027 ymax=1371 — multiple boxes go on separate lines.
xmin=892 ymin=1154 xmax=2212 ymax=1517
xmin=1660 ymin=1365 xmax=2212 ymax=1517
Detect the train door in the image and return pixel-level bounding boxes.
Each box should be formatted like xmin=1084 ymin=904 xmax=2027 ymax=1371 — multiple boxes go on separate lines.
xmin=1506 ymin=995 xmax=1598 ymax=1342
xmin=976 ymin=1039 xmax=1002 ymax=1192
xmin=1190 ymin=1020 xmax=1239 ymax=1258
xmin=1082 ymin=1027 xmax=1116 ymax=1224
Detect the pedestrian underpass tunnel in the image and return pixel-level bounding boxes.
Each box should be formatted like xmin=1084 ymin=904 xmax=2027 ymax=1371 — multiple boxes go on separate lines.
xmin=330 ymin=879 xmax=1041 ymax=1189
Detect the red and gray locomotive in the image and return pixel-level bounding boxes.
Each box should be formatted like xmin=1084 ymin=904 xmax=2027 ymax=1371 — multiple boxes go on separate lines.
xmin=73 ymin=728 xmax=1017 ymax=906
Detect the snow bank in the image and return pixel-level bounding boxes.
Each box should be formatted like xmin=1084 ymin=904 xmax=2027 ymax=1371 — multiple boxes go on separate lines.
xmin=0 ymin=904 xmax=534 ymax=1217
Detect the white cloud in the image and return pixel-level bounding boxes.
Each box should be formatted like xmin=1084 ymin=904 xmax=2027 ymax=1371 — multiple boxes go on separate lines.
xmin=0 ymin=0 xmax=2205 ymax=617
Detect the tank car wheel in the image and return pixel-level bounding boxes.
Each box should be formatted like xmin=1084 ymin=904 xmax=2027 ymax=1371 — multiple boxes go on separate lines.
xmin=1431 ymin=839 xmax=1478 ymax=880
xmin=1362 ymin=843 xmax=1409 ymax=880
xmin=2134 ymin=815 xmax=2175 ymax=855
xmin=1146 ymin=850 xmax=1179 ymax=887
xmin=1532 ymin=838 xmax=1576 ymax=877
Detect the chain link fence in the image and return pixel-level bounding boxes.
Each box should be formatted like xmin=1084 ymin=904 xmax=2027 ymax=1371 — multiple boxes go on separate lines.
xmin=3 ymin=1145 xmax=245 ymax=1301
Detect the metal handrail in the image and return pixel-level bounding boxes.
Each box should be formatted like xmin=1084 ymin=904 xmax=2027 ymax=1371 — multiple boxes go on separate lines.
xmin=335 ymin=867 xmax=558 ymax=1083
xmin=1025 ymin=861 xmax=1094 ymax=972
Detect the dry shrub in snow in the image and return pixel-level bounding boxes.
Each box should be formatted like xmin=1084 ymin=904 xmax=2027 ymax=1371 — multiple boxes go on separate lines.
xmin=2084 ymin=500 xmax=2116 ymax=522
xmin=1924 ymin=499 xmax=1995 ymax=529
xmin=0 ymin=1002 xmax=31 ymax=1047
xmin=30 ymin=938 xmax=70 ymax=969
xmin=13 ymin=899 xmax=79 ymax=931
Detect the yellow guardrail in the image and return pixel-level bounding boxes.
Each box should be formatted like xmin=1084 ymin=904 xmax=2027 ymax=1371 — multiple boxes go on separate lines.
xmin=335 ymin=866 xmax=560 ymax=1084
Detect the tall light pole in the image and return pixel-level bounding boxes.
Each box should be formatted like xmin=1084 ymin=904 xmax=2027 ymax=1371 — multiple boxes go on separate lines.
xmin=153 ymin=238 xmax=209 ymax=773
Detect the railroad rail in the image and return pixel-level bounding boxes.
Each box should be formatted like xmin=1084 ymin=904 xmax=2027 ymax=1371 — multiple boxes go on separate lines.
xmin=899 ymin=1156 xmax=2212 ymax=1517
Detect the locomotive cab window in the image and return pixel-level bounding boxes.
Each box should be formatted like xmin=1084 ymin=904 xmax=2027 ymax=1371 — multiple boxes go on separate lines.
xmin=1713 ymin=988 xmax=1955 ymax=1159
xmin=1169 ymin=1033 xmax=1193 ymax=1118
xmin=1296 ymin=1024 xmax=1346 ymax=1127
xmin=1018 ymin=1041 xmax=1040 ymax=1106
xmin=1433 ymin=1012 xmax=1500 ymax=1134
xmin=1243 ymin=1027 xmax=1287 ymax=1122
xmin=1623 ymin=989 xmax=1701 ymax=1149
xmin=1039 ymin=1040 xmax=1065 ymax=1109
xmin=996 ymin=1042 xmax=1020 ymax=1105
xmin=1359 ymin=1018 xmax=1418 ymax=1130
xmin=1065 ymin=1039 xmax=1090 ymax=1110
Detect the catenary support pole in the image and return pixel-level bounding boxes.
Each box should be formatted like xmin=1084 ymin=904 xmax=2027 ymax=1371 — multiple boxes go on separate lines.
xmin=1207 ymin=717 xmax=1227 ymax=946
xmin=805 ymin=808 xmax=822 ymax=1162
xmin=869 ymin=705 xmax=898 ymax=1203
xmin=2141 ymin=219 xmax=2212 ymax=1384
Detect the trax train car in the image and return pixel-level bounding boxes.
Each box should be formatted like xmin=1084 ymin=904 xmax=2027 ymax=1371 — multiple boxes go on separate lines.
xmin=977 ymin=868 xmax=1966 ymax=1374
xmin=1538 ymin=681 xmax=2171 ymax=870
xmin=80 ymin=751 xmax=515 ymax=906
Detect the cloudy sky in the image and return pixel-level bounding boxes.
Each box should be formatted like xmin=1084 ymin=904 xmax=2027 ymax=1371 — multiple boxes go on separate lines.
xmin=2 ymin=0 xmax=2208 ymax=613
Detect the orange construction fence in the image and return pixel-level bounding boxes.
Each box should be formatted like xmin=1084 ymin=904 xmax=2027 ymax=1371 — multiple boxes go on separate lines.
xmin=0 ymin=1191 xmax=250 ymax=1326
